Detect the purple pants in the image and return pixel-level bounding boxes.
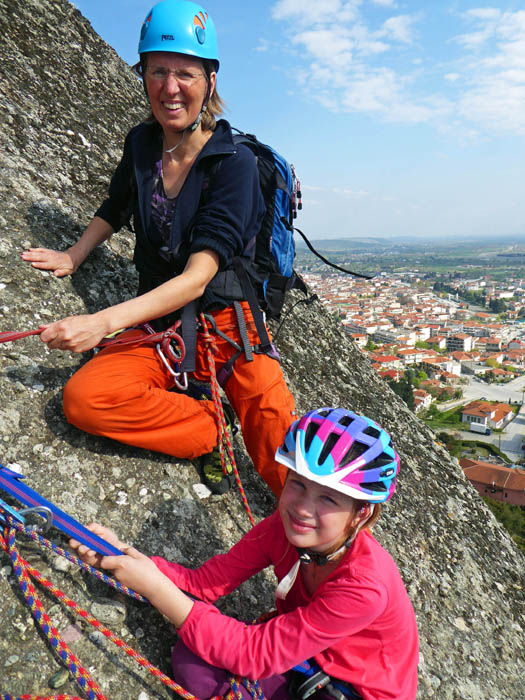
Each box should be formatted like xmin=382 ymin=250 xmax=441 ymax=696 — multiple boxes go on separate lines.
xmin=171 ymin=639 xmax=292 ymax=700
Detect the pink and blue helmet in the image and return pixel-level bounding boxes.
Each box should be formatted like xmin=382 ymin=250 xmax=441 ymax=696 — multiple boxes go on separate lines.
xmin=275 ymin=408 xmax=399 ymax=503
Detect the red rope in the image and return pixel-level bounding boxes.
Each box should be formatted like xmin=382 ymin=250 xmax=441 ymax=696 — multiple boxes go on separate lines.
xmin=199 ymin=314 xmax=255 ymax=527
xmin=1 ymin=526 xmax=199 ymax=700
xmin=0 ymin=329 xmax=42 ymax=343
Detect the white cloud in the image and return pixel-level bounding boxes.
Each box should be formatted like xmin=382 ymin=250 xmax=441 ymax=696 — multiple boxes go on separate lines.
xmin=380 ymin=15 xmax=417 ymax=44
xmin=333 ymin=187 xmax=369 ymax=198
xmin=271 ymin=0 xmax=359 ymax=25
xmin=269 ymin=3 xmax=525 ymax=135
xmin=455 ymin=10 xmax=525 ymax=133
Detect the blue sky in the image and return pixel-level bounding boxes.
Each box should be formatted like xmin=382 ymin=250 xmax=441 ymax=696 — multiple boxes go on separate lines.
xmin=72 ymin=0 xmax=525 ymax=241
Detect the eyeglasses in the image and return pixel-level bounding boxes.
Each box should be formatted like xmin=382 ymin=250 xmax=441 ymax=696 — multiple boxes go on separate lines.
xmin=145 ymin=66 xmax=205 ymax=86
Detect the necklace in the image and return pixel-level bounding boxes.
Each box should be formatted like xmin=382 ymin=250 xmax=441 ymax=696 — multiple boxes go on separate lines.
xmin=164 ymin=131 xmax=185 ymax=154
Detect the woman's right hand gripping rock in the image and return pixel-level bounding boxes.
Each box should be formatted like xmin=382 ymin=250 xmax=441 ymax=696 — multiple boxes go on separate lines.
xmin=21 ymin=248 xmax=77 ymax=277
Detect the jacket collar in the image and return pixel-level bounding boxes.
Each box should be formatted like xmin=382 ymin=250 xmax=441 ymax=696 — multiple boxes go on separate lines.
xmin=195 ymin=119 xmax=237 ymax=163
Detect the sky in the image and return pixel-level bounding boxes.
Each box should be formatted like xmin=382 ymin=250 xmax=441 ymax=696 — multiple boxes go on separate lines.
xmin=71 ymin=0 xmax=525 ymax=241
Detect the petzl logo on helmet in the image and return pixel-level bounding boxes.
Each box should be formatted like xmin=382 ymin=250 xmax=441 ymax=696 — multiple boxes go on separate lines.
xmin=140 ymin=11 xmax=152 ymax=41
xmin=161 ymin=34 xmax=174 ymax=41
xmin=193 ymin=11 xmax=208 ymax=45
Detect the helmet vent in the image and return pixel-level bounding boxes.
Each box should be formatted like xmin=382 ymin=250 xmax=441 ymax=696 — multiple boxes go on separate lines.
xmin=338 ymin=414 xmax=354 ymax=427
xmin=318 ymin=408 xmax=332 ymax=418
xmin=362 ymin=426 xmax=380 ymax=438
xmin=359 ymin=453 xmax=395 ymax=471
xmin=362 ymin=481 xmax=388 ymax=493
xmin=318 ymin=432 xmax=339 ymax=466
xmin=304 ymin=422 xmax=320 ymax=451
xmin=340 ymin=440 xmax=368 ymax=467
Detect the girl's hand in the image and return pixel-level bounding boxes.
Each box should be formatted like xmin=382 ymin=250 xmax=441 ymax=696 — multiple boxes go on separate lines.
xmin=70 ymin=523 xmax=128 ymax=569
xmin=39 ymin=314 xmax=110 ymax=352
xmin=21 ymin=248 xmax=77 ymax=277
xmin=99 ymin=547 xmax=167 ymax=599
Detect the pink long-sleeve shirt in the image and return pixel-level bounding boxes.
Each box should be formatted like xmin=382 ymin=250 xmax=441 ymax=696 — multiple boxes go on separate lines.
xmin=152 ymin=510 xmax=418 ymax=700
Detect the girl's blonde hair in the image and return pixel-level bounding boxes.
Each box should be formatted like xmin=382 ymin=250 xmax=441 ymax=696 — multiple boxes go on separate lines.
xmin=132 ymin=56 xmax=224 ymax=131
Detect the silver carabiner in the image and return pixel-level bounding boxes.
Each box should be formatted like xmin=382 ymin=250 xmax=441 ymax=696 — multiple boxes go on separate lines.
xmin=156 ymin=343 xmax=189 ymax=391
xmin=18 ymin=506 xmax=53 ymax=533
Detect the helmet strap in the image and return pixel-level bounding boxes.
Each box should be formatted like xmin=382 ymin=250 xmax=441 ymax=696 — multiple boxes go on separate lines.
xmin=296 ymin=537 xmax=352 ymax=567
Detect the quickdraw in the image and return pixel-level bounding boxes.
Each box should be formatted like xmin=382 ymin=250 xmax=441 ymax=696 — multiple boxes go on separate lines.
xmin=0 ymin=466 xmax=123 ymax=558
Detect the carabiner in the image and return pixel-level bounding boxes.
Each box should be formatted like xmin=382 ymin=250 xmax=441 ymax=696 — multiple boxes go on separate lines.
xmin=156 ymin=343 xmax=189 ymax=391
xmin=18 ymin=506 xmax=53 ymax=533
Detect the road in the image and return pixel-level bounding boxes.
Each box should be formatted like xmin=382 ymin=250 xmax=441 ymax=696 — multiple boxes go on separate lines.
xmin=462 ymin=374 xmax=525 ymax=404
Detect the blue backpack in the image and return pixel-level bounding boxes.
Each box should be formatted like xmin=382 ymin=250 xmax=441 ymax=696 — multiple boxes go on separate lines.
xmin=227 ymin=130 xmax=370 ymax=324
xmin=230 ymin=129 xmax=308 ymax=321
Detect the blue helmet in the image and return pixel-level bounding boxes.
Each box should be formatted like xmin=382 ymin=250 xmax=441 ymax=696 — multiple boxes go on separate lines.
xmin=138 ymin=0 xmax=219 ymax=71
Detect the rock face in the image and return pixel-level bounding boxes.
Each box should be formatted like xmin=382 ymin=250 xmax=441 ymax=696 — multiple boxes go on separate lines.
xmin=0 ymin=1 xmax=523 ymax=698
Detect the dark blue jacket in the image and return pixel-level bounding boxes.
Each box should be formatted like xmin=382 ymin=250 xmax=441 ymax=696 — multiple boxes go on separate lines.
xmin=96 ymin=119 xmax=265 ymax=312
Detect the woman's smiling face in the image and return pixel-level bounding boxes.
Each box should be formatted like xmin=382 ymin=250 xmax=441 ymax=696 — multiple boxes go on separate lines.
xmin=144 ymin=52 xmax=215 ymax=134
xmin=278 ymin=472 xmax=361 ymax=554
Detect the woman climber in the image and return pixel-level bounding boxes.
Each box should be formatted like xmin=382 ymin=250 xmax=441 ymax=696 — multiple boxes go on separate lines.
xmin=21 ymin=0 xmax=296 ymax=496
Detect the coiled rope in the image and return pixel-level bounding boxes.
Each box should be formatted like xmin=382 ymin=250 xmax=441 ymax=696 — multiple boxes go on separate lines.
xmin=0 ymin=518 xmax=266 ymax=700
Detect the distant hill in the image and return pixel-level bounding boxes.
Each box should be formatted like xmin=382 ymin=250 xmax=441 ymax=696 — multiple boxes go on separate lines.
xmin=295 ymin=236 xmax=391 ymax=251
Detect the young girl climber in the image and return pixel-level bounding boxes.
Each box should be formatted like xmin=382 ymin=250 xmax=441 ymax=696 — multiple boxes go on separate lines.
xmin=70 ymin=407 xmax=419 ymax=700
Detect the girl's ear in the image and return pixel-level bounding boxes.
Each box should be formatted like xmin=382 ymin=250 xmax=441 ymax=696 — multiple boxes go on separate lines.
xmin=351 ymin=503 xmax=372 ymax=529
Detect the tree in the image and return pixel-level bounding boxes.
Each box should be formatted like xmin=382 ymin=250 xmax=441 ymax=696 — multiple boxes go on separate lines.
xmin=485 ymin=358 xmax=500 ymax=369
xmin=388 ymin=378 xmax=415 ymax=411
xmin=489 ymin=298 xmax=507 ymax=314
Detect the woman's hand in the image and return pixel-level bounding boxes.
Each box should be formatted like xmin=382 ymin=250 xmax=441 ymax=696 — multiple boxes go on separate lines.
xmin=21 ymin=248 xmax=77 ymax=277
xmin=39 ymin=313 xmax=110 ymax=353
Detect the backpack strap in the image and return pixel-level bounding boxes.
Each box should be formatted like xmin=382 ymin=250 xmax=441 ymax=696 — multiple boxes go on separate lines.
xmin=179 ymin=301 xmax=198 ymax=373
xmin=232 ymin=257 xmax=273 ymax=355
xmin=290 ymin=221 xmax=373 ymax=280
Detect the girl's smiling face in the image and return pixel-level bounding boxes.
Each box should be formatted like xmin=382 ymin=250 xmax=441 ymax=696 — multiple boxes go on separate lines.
xmin=278 ymin=472 xmax=362 ymax=554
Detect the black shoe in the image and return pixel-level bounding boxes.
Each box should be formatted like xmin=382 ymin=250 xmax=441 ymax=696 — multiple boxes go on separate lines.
xmin=195 ymin=448 xmax=234 ymax=494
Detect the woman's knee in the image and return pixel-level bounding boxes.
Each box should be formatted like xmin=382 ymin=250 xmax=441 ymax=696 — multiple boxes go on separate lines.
xmin=62 ymin=370 xmax=101 ymax=431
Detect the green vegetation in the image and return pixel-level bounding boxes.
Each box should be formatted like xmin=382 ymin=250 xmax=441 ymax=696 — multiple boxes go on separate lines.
xmin=483 ymin=499 xmax=525 ymax=554
xmin=388 ymin=375 xmax=414 ymax=411
xmin=423 ymin=405 xmax=462 ymax=429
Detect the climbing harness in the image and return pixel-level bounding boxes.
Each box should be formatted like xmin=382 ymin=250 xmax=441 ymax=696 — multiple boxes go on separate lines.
xmin=289 ymin=660 xmax=362 ymax=700
xmin=0 ymin=495 xmax=265 ymax=700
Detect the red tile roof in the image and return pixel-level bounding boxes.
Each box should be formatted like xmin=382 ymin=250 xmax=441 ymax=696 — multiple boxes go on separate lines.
xmin=460 ymin=459 xmax=525 ymax=492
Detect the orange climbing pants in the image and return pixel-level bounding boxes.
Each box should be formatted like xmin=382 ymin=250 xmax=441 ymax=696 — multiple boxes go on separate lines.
xmin=62 ymin=303 xmax=295 ymax=496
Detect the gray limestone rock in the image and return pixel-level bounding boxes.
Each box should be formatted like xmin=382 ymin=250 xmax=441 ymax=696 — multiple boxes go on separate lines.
xmin=0 ymin=0 xmax=523 ymax=698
